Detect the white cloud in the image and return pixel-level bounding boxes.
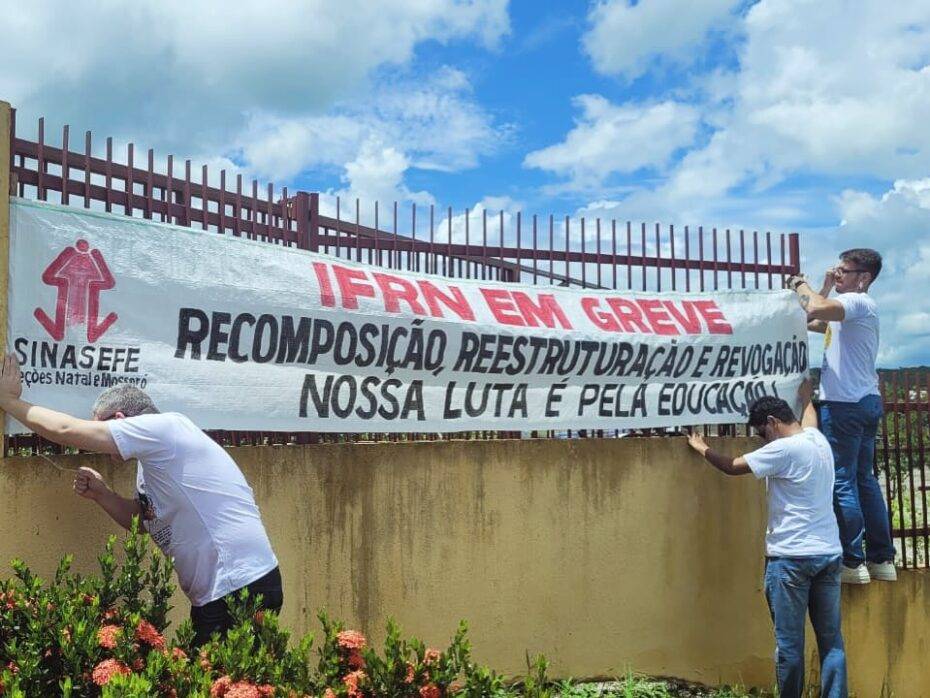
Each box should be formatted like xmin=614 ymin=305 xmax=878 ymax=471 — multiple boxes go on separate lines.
xmin=664 ymin=0 xmax=930 ymax=202
xmin=236 ymin=67 xmax=505 ymax=182
xmin=523 ymin=96 xmax=701 ymax=189
xmin=583 ymin=0 xmax=740 ymax=80
xmin=1 ymin=0 xmax=510 ymax=160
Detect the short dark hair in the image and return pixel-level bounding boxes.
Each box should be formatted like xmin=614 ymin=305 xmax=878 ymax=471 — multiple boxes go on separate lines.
xmin=840 ymin=248 xmax=882 ymax=281
xmin=747 ymin=396 xmax=797 ymax=429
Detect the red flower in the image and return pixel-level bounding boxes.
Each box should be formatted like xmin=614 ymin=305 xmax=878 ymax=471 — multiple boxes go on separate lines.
xmin=448 ymin=681 xmax=464 ymax=695
xmin=336 ymin=629 xmax=367 ymax=652
xmin=211 ymin=676 xmax=233 ymax=697
xmin=135 ymin=619 xmax=165 ymax=649
xmin=6 ymin=662 xmax=18 ymax=675
xmin=102 ymin=608 xmax=119 ymax=622
xmin=257 ymin=685 xmax=276 ymax=697
xmin=423 ymin=648 xmax=441 ymax=666
xmin=97 ymin=624 xmax=121 ymax=650
xmin=226 ymin=682 xmax=263 ymax=698
xmin=91 ymin=659 xmax=130 ymax=686
xmin=82 ymin=593 xmax=97 ymax=605
xmin=132 ymin=657 xmax=145 ymax=672
xmin=404 ymin=663 xmax=416 ymax=684
xmin=419 ymin=684 xmax=441 ymax=698
xmin=347 ymin=649 xmax=366 ymax=669
xmin=343 ymin=670 xmax=366 ymax=698
xmin=168 ymin=647 xmax=188 ymax=662
xmin=200 ymin=649 xmax=213 ymax=671
xmin=323 ymin=690 xmax=337 ymax=698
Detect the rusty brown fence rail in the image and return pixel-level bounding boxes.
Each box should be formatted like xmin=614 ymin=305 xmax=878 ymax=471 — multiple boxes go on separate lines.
xmin=878 ymin=369 xmax=930 ymax=569
xmin=4 ymin=108 xmax=801 ymax=453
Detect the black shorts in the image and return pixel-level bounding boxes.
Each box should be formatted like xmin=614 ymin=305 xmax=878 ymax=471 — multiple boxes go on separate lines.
xmin=190 ymin=566 xmax=283 ymax=647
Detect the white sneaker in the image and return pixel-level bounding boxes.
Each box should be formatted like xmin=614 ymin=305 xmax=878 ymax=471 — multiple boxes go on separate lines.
xmin=866 ymin=561 xmax=897 ymax=582
xmin=840 ymin=564 xmax=871 ymax=584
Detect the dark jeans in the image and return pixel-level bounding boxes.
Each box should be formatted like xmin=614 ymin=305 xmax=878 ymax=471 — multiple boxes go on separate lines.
xmin=764 ymin=556 xmax=847 ymax=698
xmin=190 ymin=567 xmax=283 ymax=647
xmin=820 ymin=396 xmax=896 ymax=566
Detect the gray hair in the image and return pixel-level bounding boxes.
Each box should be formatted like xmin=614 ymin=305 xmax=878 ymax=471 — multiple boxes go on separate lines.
xmin=92 ymin=385 xmax=160 ymax=419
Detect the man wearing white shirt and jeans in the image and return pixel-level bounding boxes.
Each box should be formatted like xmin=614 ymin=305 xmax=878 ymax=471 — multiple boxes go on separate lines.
xmin=0 ymin=354 xmax=281 ymax=647
xmin=788 ymin=248 xmax=896 ymax=584
xmin=687 ymin=383 xmax=846 ymax=698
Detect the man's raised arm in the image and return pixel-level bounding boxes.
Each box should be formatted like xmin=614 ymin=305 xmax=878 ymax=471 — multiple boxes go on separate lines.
xmin=0 ymin=353 xmax=119 ymax=455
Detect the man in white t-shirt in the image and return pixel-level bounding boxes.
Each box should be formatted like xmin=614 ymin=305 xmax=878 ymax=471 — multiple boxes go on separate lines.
xmin=788 ymin=248 xmax=896 ymax=585
xmin=0 ymin=354 xmax=281 ymax=646
xmin=687 ymin=382 xmax=846 ymax=698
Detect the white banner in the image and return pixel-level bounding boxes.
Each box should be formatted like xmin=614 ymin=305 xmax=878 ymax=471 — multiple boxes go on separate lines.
xmin=6 ymin=199 xmax=809 ymax=434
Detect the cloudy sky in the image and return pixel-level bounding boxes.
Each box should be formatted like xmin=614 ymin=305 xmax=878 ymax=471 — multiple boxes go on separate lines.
xmin=3 ymin=0 xmax=929 ymax=366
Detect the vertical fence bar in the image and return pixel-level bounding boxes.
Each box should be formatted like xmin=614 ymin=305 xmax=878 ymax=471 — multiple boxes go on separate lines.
xmin=0 ymin=101 xmax=11 ymax=413
xmin=922 ymin=374 xmax=930 ymax=563
xmin=698 ymin=226 xmax=705 ymax=292
xmin=765 ymin=232 xmax=773 ymax=290
xmin=218 ymin=170 xmax=226 ymax=233
xmin=548 ymin=215 xmax=554 ymax=286
xmin=125 ymin=144 xmax=134 ymax=217
xmin=37 ymin=117 xmax=45 ymax=200
xmin=83 ymin=131 xmax=92 ymax=208
xmin=905 ymin=371 xmax=918 ymax=562
xmin=146 ymin=150 xmax=155 ymax=220
xmin=60 ymin=125 xmax=69 ymax=205
xmin=655 ymin=223 xmax=662 ymax=292
xmin=611 ymin=220 xmax=617 ymax=290
xmin=880 ymin=377 xmax=896 ymax=562
xmin=306 ymin=192 xmax=319 ymax=252
xmin=105 ymin=137 xmax=113 ymax=212
xmin=892 ymin=372 xmax=907 ymax=567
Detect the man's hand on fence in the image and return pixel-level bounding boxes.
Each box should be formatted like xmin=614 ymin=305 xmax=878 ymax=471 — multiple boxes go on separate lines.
xmin=0 ymin=352 xmax=23 ymax=405
xmin=73 ymin=467 xmax=109 ymax=501
xmin=686 ymin=429 xmax=709 ymax=457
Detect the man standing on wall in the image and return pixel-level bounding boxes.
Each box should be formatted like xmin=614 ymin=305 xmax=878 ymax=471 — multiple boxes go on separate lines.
xmin=788 ymin=249 xmax=896 ymax=584
xmin=0 ymin=353 xmax=282 ymax=647
xmin=687 ymin=382 xmax=846 ymax=698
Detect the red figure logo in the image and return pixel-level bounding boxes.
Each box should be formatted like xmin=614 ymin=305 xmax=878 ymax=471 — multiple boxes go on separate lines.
xmin=34 ymin=239 xmax=118 ymax=343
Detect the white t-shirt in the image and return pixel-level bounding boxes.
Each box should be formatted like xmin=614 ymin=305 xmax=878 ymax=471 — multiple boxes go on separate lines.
xmin=819 ymin=292 xmax=880 ymax=402
xmin=108 ymin=413 xmax=278 ymax=607
xmin=744 ymin=428 xmax=842 ymax=558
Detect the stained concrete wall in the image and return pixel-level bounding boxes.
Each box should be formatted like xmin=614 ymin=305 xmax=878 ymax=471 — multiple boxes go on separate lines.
xmin=0 ymin=438 xmax=926 ymax=695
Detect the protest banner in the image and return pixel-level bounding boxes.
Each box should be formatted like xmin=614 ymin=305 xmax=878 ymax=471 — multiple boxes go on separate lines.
xmin=6 ymin=198 xmax=808 ymax=433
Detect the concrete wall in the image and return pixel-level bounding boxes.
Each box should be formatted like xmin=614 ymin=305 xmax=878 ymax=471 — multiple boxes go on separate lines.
xmin=0 ymin=438 xmax=926 ymax=695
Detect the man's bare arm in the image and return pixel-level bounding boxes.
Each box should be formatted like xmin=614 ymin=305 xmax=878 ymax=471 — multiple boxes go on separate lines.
xmin=686 ymin=432 xmax=752 ymax=476
xmin=791 ymin=280 xmax=845 ymax=322
xmin=0 ymin=354 xmax=119 ymax=454
xmin=73 ymin=467 xmax=142 ymax=531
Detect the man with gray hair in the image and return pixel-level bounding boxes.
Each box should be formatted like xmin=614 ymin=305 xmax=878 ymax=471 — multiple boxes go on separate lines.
xmin=0 ymin=353 xmax=281 ymax=647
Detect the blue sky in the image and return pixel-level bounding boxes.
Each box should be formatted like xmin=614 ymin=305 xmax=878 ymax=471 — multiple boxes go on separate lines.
xmin=3 ymin=0 xmax=930 ymax=366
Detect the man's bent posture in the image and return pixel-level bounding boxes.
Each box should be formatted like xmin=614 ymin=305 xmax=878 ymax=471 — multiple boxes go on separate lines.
xmin=687 ymin=382 xmax=846 ymax=698
xmin=0 ymin=354 xmax=281 ymax=647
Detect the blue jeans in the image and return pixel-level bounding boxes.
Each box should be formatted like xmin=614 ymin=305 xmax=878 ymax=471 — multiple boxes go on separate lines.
xmin=764 ymin=556 xmax=847 ymax=698
xmin=820 ymin=396 xmax=896 ymax=566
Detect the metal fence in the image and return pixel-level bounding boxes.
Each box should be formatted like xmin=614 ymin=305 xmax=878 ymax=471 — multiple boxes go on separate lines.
xmin=4 ymin=109 xmax=801 ymax=452
xmin=878 ymin=369 xmax=930 ymax=568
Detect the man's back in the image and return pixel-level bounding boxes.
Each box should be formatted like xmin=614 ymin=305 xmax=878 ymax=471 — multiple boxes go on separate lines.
xmin=745 ymin=428 xmax=842 ymax=558
xmin=108 ymin=413 xmax=278 ymax=606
